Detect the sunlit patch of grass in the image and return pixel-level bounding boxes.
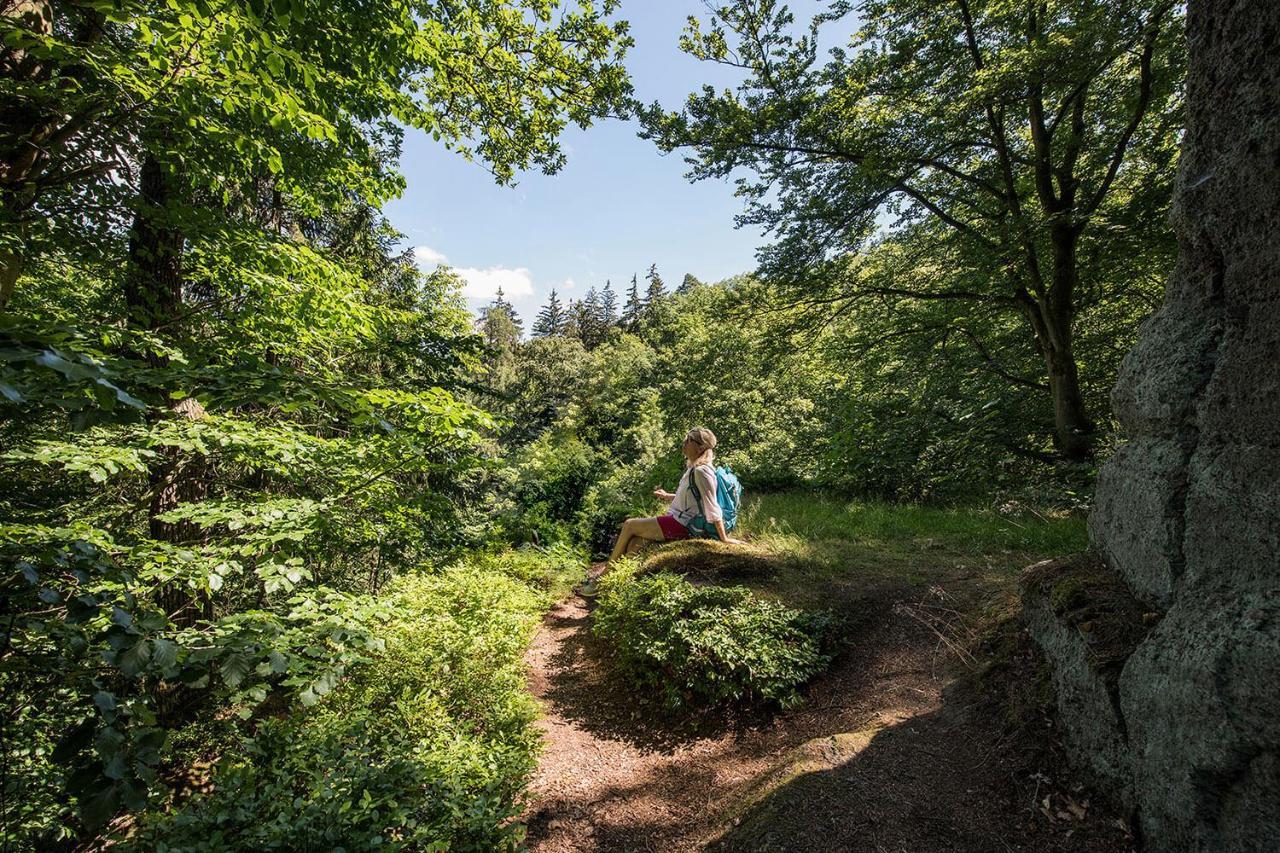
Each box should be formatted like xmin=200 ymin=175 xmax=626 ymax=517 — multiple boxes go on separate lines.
xmin=632 ymin=492 xmax=1085 ymax=611
xmin=740 ymin=492 xmax=1086 ymax=556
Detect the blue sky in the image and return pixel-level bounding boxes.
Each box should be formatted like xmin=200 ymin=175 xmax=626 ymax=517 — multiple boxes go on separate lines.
xmin=385 ymin=2 xmax=844 ymax=325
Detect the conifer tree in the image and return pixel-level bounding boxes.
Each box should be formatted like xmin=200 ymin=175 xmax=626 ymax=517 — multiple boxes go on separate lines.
xmin=644 ymin=263 xmax=666 ymax=308
xmin=478 ymin=287 xmax=522 ymax=392
xmin=620 ymin=273 xmax=644 ymax=329
xmin=480 ymin=286 xmax=523 ymax=347
xmin=599 ymin=279 xmax=618 ymax=326
xmin=567 ymin=298 xmax=598 ymax=348
xmin=580 ymin=287 xmax=604 ymax=348
xmin=532 ymin=288 xmax=566 ymax=337
xmin=678 ymin=273 xmax=703 ymax=294
xmin=561 ymin=298 xmax=579 ymax=341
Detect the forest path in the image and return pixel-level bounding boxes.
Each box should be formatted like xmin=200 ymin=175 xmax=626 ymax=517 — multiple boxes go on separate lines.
xmin=519 ymin=540 xmax=1132 ymax=852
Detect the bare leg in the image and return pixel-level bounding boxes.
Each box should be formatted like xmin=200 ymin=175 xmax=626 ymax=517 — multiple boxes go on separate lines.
xmin=608 ymin=517 xmax=665 ymax=563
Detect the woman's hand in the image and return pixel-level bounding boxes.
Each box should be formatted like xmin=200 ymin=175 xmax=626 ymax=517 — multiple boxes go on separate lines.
xmin=713 ymin=520 xmax=743 ymax=545
xmin=653 ymin=488 xmax=675 ymax=501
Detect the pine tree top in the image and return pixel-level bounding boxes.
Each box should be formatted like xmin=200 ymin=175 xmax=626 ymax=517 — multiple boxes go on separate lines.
xmin=644 ymin=264 xmax=666 ymax=306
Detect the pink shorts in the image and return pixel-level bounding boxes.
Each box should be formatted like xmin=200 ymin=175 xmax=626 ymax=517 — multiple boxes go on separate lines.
xmin=657 ymin=515 xmax=689 ymax=540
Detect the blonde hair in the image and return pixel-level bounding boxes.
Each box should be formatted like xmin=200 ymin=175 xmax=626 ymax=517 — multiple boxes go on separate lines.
xmin=684 ymin=426 xmax=717 ymax=468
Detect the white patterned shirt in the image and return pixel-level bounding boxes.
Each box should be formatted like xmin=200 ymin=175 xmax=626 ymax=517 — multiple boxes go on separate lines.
xmin=667 ymin=463 xmax=722 ymax=527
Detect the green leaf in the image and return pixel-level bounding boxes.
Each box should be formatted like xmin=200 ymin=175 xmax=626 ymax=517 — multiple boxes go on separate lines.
xmin=152 ymin=639 xmax=179 ymax=671
xmin=220 ymin=654 xmax=252 ymax=689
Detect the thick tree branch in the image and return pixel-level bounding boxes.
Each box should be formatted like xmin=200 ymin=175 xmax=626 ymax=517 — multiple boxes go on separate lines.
xmin=956 ymin=0 xmax=1046 ymax=297
xmin=898 ymin=183 xmax=1000 ymax=250
xmin=954 ymin=326 xmax=1050 ymax=390
xmin=858 ymin=285 xmax=999 ymax=303
xmin=1028 ymin=81 xmax=1060 ymax=210
xmin=1025 ymin=5 xmax=1060 ymax=211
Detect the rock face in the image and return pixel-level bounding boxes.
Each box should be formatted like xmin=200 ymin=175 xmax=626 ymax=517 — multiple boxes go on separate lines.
xmin=1022 ymin=554 xmax=1152 ymax=811
xmin=1027 ymin=1 xmax=1280 ymax=849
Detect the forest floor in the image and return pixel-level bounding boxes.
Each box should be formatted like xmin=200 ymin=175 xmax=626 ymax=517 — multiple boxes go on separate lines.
xmin=519 ymin=495 xmax=1136 ymax=852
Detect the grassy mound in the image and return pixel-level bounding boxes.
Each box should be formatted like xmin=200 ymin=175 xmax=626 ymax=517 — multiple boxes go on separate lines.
xmin=640 ymin=538 xmax=781 ymax=580
xmin=593 ymin=563 xmax=841 ymax=710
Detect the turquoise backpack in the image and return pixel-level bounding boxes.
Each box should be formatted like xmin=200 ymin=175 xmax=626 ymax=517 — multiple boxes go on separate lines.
xmin=685 ymin=463 xmax=743 ymax=538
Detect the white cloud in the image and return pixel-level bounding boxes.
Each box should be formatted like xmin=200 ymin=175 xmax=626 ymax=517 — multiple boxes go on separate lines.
xmin=412 ymin=245 xmax=448 ymax=267
xmin=561 ymin=278 xmax=576 ymax=291
xmin=454 ymin=266 xmax=535 ymax=300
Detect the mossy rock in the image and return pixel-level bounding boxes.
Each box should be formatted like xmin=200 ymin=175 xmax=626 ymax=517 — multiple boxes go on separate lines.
xmin=1022 ymin=552 xmax=1158 ymax=676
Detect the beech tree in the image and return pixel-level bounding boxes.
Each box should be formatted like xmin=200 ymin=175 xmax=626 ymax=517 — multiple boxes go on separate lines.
xmin=641 ymin=0 xmax=1183 ymax=460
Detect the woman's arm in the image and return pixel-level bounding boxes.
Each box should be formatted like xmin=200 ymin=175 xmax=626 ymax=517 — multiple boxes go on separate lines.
xmin=712 ymin=519 xmax=743 ymax=544
xmin=653 ymin=488 xmax=675 ymax=501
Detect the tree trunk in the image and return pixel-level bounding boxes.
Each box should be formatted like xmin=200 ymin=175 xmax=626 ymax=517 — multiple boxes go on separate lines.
xmin=0 ymin=244 xmax=20 ymax=309
xmin=126 ymin=149 xmax=209 ymax=566
xmin=1021 ymin=225 xmax=1095 ymax=461
xmin=1044 ymin=328 xmax=1093 ymax=461
xmin=0 ymin=0 xmax=52 ymax=310
xmin=125 ymin=154 xmax=185 ymax=335
xmin=124 ymin=150 xmax=208 ymax=720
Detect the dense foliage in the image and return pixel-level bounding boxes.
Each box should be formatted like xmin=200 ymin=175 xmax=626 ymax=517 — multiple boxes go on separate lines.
xmin=640 ymin=0 xmax=1183 ymax=461
xmin=1 ymin=0 xmax=629 ymax=844
xmin=593 ymin=563 xmax=840 ymax=710
xmin=129 ymin=547 xmax=580 ymax=851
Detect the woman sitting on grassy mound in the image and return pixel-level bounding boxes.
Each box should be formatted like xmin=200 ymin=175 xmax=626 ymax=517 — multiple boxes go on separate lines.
xmin=579 ymin=426 xmax=744 ymax=597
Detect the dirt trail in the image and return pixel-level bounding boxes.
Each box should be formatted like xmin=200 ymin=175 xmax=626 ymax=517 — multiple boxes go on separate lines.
xmin=521 ymin=578 xmax=1133 ymax=852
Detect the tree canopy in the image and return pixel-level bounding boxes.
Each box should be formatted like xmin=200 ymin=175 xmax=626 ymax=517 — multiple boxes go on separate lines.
xmin=640 ymin=0 xmax=1183 ymax=459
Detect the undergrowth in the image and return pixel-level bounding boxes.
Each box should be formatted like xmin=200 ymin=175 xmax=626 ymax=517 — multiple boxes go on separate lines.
xmin=592 ymin=561 xmax=841 ymax=710
xmin=132 ymin=545 xmax=583 ymax=851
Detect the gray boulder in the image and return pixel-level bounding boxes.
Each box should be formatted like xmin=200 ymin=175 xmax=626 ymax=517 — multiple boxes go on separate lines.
xmin=1026 ymin=0 xmax=1280 ymax=849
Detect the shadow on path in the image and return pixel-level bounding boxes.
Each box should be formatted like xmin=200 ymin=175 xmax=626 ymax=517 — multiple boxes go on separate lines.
xmin=710 ymin=688 xmax=1130 ymax=852
xmin=522 ymin=554 xmax=1136 ymax=852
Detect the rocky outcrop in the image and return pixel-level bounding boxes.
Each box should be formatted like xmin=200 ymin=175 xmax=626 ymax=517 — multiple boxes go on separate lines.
xmin=1022 ymin=554 xmax=1154 ymax=810
xmin=1026 ymin=1 xmax=1280 ymax=849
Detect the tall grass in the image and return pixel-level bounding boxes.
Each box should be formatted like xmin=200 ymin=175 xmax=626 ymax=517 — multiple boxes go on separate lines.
xmin=740 ymin=492 xmax=1086 ymax=556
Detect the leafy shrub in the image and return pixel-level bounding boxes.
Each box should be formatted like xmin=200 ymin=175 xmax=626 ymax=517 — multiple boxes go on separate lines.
xmin=135 ymin=561 xmax=561 ymax=850
xmin=575 ymin=454 xmax=678 ymax=556
xmin=465 ymin=541 xmax=587 ymax=593
xmin=494 ymin=432 xmax=603 ymax=545
xmin=593 ymin=568 xmax=840 ymax=709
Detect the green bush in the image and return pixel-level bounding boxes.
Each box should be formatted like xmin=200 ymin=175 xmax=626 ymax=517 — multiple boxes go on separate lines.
xmin=494 ymin=432 xmax=603 ymax=546
xmin=575 ymin=454 xmax=679 ymax=556
xmin=134 ymin=560 xmax=564 ymax=850
xmin=593 ymin=568 xmax=840 ymax=710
